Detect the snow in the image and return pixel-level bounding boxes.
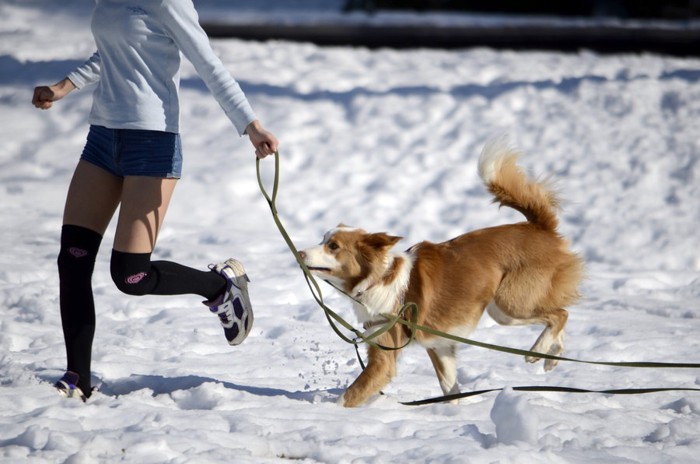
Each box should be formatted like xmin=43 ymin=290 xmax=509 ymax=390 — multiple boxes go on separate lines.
xmin=1 ymin=1 xmax=700 ymax=463
xmin=490 ymin=388 xmax=539 ymax=446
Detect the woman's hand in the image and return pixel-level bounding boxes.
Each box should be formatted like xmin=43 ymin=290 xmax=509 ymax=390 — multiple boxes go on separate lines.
xmin=245 ymin=120 xmax=279 ymax=159
xmin=32 ymin=78 xmax=76 ymax=110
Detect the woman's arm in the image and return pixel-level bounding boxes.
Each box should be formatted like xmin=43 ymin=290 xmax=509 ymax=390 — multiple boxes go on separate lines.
xmin=66 ymin=51 xmax=102 ymax=89
xmin=160 ymin=1 xmax=254 ymax=133
xmin=32 ymin=77 xmax=77 ymax=110
xmin=32 ymin=51 xmax=102 ymax=110
xmin=159 ymin=0 xmax=278 ymax=156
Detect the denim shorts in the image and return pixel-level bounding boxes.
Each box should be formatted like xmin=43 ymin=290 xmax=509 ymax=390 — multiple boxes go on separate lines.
xmin=80 ymin=125 xmax=183 ymax=178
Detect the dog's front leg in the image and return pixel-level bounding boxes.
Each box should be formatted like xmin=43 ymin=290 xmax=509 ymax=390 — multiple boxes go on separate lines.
xmin=340 ymin=324 xmax=406 ymax=407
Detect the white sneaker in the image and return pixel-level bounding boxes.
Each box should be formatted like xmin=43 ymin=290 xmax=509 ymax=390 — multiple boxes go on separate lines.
xmin=54 ymin=371 xmax=87 ymax=402
xmin=205 ymin=259 xmax=253 ymax=346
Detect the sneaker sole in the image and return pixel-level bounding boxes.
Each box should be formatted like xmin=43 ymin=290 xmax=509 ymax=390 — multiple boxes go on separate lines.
xmin=222 ymin=259 xmax=253 ymax=345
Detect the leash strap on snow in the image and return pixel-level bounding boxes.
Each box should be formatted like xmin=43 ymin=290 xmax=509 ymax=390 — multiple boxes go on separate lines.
xmin=256 ymin=152 xmax=700 ymax=405
xmin=400 ymin=386 xmax=700 ymax=406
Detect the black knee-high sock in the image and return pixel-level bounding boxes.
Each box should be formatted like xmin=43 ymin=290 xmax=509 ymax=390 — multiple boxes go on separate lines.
xmin=57 ymin=225 xmax=103 ymax=396
xmin=110 ymin=250 xmax=226 ymax=300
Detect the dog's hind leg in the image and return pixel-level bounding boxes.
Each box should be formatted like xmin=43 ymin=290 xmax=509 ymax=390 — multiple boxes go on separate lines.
xmin=488 ymin=302 xmax=568 ymax=371
xmin=427 ymin=344 xmax=460 ymax=404
xmin=527 ymin=308 xmax=568 ymax=371
xmin=486 ymin=301 xmax=533 ymax=326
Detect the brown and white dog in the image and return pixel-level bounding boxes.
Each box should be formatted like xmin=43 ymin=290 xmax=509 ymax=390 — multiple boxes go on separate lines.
xmin=299 ymin=140 xmax=584 ymax=407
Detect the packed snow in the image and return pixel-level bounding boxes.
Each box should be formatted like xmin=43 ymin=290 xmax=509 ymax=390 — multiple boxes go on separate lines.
xmin=1 ymin=1 xmax=699 ymax=463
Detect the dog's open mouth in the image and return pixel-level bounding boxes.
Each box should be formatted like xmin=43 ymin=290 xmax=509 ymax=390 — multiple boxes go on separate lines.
xmin=305 ymin=266 xmax=331 ymax=273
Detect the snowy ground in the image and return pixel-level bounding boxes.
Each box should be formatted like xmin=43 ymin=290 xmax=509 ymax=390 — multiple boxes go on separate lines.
xmin=1 ymin=1 xmax=699 ymax=463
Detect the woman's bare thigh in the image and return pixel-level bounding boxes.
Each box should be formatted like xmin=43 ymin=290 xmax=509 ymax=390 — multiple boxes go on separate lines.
xmin=63 ymin=160 xmax=123 ymax=235
xmin=113 ymin=176 xmax=178 ymax=253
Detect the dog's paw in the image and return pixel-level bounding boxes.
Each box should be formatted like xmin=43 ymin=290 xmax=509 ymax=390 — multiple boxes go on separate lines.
xmin=336 ymin=392 xmax=346 ymax=406
xmin=543 ymin=359 xmax=559 ymax=372
xmin=338 ymin=389 xmax=367 ymax=408
xmin=543 ymin=343 xmax=563 ymax=371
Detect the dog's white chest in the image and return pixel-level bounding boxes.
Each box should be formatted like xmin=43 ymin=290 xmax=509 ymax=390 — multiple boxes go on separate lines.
xmin=350 ymin=252 xmax=413 ymax=322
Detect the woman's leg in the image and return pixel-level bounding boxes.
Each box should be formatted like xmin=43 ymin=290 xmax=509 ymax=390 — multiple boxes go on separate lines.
xmin=58 ymin=161 xmax=123 ymax=397
xmin=110 ymin=176 xmax=227 ymax=299
xmin=63 ymin=161 xmax=123 ymax=233
xmin=111 ymin=176 xmax=253 ymax=347
xmin=112 ymin=175 xmax=178 ymax=254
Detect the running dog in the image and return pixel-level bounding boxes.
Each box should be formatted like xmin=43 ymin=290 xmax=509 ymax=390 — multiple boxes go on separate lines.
xmin=299 ymin=140 xmax=584 ymax=407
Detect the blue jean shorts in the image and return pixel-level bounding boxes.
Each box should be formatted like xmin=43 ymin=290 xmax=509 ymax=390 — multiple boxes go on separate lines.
xmin=80 ymin=125 xmax=183 ymax=178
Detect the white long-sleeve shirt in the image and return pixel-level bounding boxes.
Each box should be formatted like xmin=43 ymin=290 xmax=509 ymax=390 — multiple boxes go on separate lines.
xmin=67 ymin=0 xmax=256 ymax=135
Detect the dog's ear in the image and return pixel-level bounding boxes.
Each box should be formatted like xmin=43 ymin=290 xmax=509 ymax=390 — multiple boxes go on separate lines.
xmin=362 ymin=232 xmax=402 ymax=250
xmin=337 ymin=222 xmax=350 ymax=228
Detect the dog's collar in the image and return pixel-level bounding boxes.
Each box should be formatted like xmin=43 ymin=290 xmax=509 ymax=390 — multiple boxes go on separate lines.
xmin=351 ymin=279 xmax=377 ymax=300
xmin=353 ymin=283 xmax=376 ymax=300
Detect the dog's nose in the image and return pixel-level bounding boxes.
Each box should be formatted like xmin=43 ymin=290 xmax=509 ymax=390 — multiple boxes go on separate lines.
xmin=298 ymin=251 xmax=306 ymax=259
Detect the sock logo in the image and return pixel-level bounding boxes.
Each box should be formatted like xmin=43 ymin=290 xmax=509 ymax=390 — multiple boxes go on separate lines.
xmin=126 ymin=272 xmax=147 ymax=284
xmin=69 ymin=247 xmax=88 ymax=258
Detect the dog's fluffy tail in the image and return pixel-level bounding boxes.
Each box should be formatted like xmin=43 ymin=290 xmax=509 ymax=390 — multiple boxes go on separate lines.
xmin=478 ymin=137 xmax=559 ymax=231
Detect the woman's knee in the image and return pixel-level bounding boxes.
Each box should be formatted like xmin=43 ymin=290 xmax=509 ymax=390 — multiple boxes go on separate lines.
xmin=110 ymin=250 xmax=155 ymax=296
xmin=58 ymin=225 xmax=103 ymax=282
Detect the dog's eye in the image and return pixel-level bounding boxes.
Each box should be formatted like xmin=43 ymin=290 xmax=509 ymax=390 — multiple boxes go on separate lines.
xmin=328 ymin=241 xmax=340 ymax=251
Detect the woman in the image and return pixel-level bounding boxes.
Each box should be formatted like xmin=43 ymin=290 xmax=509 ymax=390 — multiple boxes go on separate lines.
xmin=32 ymin=0 xmax=279 ymax=401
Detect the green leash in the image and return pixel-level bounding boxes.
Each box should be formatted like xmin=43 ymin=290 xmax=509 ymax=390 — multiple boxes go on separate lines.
xmin=401 ymin=386 xmax=700 ymax=406
xmin=256 ymin=152 xmax=700 ymax=404
xmin=255 ymin=151 xmax=418 ymax=354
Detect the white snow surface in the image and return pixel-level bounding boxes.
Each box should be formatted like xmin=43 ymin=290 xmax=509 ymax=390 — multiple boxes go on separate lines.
xmin=1 ymin=1 xmax=700 ymax=463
